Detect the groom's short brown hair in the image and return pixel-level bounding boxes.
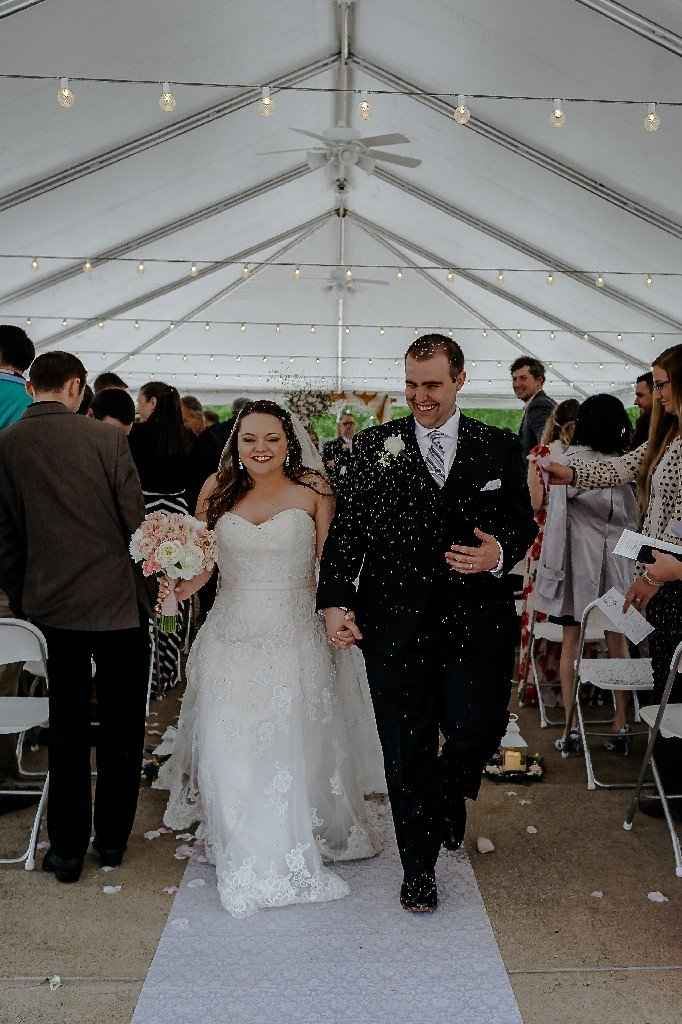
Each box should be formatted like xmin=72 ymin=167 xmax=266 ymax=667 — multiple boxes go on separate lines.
xmin=405 ymin=334 xmax=464 ymax=381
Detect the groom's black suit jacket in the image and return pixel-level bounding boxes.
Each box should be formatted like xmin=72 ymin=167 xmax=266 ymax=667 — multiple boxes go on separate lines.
xmin=317 ymin=413 xmax=537 ymax=659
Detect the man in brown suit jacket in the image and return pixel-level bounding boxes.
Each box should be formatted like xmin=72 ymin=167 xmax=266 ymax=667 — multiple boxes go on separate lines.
xmin=0 ymin=352 xmax=148 ymax=882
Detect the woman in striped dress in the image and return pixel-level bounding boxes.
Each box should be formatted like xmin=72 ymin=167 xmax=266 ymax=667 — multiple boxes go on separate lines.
xmin=129 ymin=382 xmax=194 ymax=700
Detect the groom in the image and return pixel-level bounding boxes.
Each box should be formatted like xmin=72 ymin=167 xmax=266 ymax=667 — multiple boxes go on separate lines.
xmin=317 ymin=334 xmax=536 ymax=912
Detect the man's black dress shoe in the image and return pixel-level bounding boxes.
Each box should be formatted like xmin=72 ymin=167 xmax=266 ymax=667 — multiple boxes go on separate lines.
xmin=400 ymin=872 xmax=438 ymax=913
xmin=42 ymin=847 xmax=83 ymax=883
xmin=443 ymin=792 xmax=467 ymax=851
xmin=93 ymin=842 xmax=125 ymax=867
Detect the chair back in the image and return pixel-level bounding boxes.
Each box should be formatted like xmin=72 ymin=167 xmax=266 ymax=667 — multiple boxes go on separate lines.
xmin=0 ymin=619 xmax=48 ymax=672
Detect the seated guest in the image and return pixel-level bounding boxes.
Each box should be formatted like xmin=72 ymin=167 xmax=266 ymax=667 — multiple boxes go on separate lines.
xmin=0 ymin=351 xmax=148 ymax=882
xmin=0 ymin=324 xmax=34 ymax=429
xmin=93 ymin=371 xmax=128 ymax=394
xmin=181 ymin=394 xmax=206 ymax=436
xmin=631 ymin=371 xmax=654 ymax=450
xmin=322 ymin=410 xmax=356 ymax=490
xmin=203 ymin=408 xmax=220 ymax=428
xmin=535 ymin=394 xmax=638 ymax=755
xmin=89 ymin=387 xmax=136 ymax=434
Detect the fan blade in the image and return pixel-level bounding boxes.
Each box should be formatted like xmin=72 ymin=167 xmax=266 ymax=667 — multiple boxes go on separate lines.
xmin=359 ymin=132 xmax=410 ymax=147
xmin=366 ymin=150 xmax=422 ymax=168
xmin=291 ymin=127 xmax=330 ymax=144
xmin=354 ymin=277 xmax=390 ymax=286
xmin=258 ymin=148 xmax=313 ymax=155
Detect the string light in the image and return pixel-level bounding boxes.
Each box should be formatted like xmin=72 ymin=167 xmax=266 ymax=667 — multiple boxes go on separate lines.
xmin=345 ymin=326 xmax=351 ymax=334
xmin=644 ymin=102 xmax=660 ymax=133
xmin=515 ymin=330 xmax=521 ymax=339
xmin=453 ymin=94 xmax=471 ymax=126
xmin=546 ymin=271 xmax=555 ymax=285
xmin=242 ymin=264 xmax=250 ymax=276
xmin=617 ymin=333 xmax=622 ymax=341
xmin=169 ymin=322 xmax=175 ymax=329
xmin=496 ymin=270 xmax=504 ymax=282
xmin=482 ymin=329 xmax=487 ymax=337
xmin=345 ymin=268 xmax=353 ymax=279
xmin=97 ymin=320 xmax=104 ymax=328
xmin=83 ymin=259 xmax=93 ymax=272
xmin=379 ymin=327 xmax=385 ymax=335
xmin=294 ymin=266 xmax=301 ymax=279
xmin=159 ymin=82 xmax=176 ymax=113
xmin=310 ymin=325 xmax=316 ymax=333
xmin=651 ymin=333 xmax=656 ymax=342
xmin=204 ymin=322 xmax=211 ymax=331
xmin=61 ymin=318 xmax=67 ymax=326
xmin=57 ymin=77 xmax=74 ymax=109
xmin=447 ymin=269 xmax=455 ymax=281
xmin=31 ymin=257 xmax=39 ymax=271
xmin=133 ymin=319 xmax=140 ymax=329
xmin=550 ymin=99 xmax=565 ymax=128
xmin=190 ymin=263 xmax=198 ymax=276
xmin=359 ymin=90 xmax=371 ymax=120
xmin=25 ymin=317 xmax=31 ymax=325
xmin=645 ymin=273 xmax=653 ymax=287
xmin=596 ymin=273 xmax=605 ymax=288
xmin=275 ymin=324 xmax=281 ymax=333
xmin=137 ymin=261 xmax=145 ymax=274
xmin=240 ymin=322 xmax=246 ymax=331
xmin=550 ymin=331 xmax=555 ymax=340
xmin=396 ymin=269 xmax=403 ymax=280
xmin=259 ymin=85 xmax=273 ymax=117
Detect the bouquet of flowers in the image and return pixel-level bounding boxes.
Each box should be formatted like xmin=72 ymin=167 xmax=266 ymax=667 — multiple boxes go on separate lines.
xmin=129 ymin=511 xmax=216 ymax=633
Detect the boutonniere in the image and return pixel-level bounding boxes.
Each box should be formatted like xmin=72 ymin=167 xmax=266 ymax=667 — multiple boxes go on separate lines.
xmin=377 ymin=434 xmax=406 ymax=468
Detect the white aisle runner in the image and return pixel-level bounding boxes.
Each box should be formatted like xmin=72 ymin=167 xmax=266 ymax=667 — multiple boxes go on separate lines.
xmin=133 ymin=821 xmax=522 ymax=1024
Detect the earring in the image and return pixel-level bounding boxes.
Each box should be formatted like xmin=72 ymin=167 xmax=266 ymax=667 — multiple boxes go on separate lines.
xmin=285 ymin=454 xmax=290 ymax=467
xmin=238 ymin=459 xmax=244 ymax=471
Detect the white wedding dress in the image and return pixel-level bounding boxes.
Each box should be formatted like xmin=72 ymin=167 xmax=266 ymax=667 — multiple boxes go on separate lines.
xmin=156 ymin=507 xmax=383 ymax=918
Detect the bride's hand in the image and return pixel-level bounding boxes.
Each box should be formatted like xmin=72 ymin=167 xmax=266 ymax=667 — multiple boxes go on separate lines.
xmin=324 ymin=608 xmax=363 ymax=649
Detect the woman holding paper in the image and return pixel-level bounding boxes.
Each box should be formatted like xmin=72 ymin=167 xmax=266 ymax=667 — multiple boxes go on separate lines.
xmin=547 ymin=345 xmax=682 ymax=813
xmin=535 ymin=394 xmax=638 ymax=754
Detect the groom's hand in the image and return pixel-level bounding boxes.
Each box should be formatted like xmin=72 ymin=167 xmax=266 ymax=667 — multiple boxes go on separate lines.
xmin=446 ymin=528 xmax=502 ymax=574
xmin=324 ymin=607 xmax=363 ymax=649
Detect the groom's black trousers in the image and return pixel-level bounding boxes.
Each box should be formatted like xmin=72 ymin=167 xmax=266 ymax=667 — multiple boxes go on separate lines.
xmin=363 ymin=613 xmax=516 ymax=880
xmin=37 ymin=622 xmax=149 ymax=862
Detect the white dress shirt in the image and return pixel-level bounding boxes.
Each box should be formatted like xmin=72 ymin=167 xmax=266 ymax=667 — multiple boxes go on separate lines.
xmin=414 ymin=407 xmax=503 ymax=575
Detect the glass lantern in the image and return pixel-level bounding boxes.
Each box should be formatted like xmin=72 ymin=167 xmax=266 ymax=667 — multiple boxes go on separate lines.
xmin=499 ymin=713 xmax=528 ymax=773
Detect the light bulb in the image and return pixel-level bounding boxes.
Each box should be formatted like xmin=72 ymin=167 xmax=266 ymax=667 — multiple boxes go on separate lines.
xmin=209 ymin=355 xmax=214 ymax=362
xmin=550 ymin=331 xmax=555 ymax=340
xmin=482 ymin=329 xmax=487 ymax=337
xmin=310 ymin=325 xmax=316 ymax=333
xmin=345 ymin=268 xmax=352 ymax=279
xmin=289 ymin=356 xmax=295 ymax=363
xmin=57 ymin=77 xmax=75 ymax=109
xmin=599 ymin=363 xmax=604 ymax=370
xmin=83 ymin=259 xmax=93 ymax=272
xmin=204 ymin=322 xmax=211 ymax=331
xmin=275 ymin=324 xmax=281 ymax=333
xmin=240 ymin=322 xmax=246 ymax=332
xmin=182 ymin=354 xmax=188 ymax=362
xmin=97 ymin=320 xmax=104 ymax=328
xmin=515 ymin=329 xmax=521 ymax=339
xmin=235 ymin=355 xmax=241 ymax=362
xmin=546 ymin=271 xmax=555 ymax=285
xmin=26 ymin=317 xmax=32 ymax=325
xmin=379 ymin=327 xmax=385 ymax=335
xmin=359 ymin=91 xmax=370 ymax=121
xmin=134 ymin=319 xmax=140 ymax=329
xmin=447 ymin=269 xmax=455 ymax=281
xmin=259 ymin=85 xmax=273 ymax=117
xmin=596 ymin=273 xmax=605 ymax=288
xmin=645 ymin=273 xmax=653 ymax=287
xmin=550 ymin=99 xmax=565 ymax=128
xmin=61 ymin=318 xmax=67 ymax=327
xmin=453 ymin=94 xmax=471 ymax=126
xmin=159 ymin=82 xmax=176 ymax=113
xmin=190 ymin=263 xmax=198 ymax=276
xmin=169 ymin=322 xmax=175 ymax=329
xmin=31 ymin=257 xmax=39 ymax=271
xmin=583 ymin=333 xmax=589 ymax=340
xmin=497 ymin=270 xmax=504 ymax=282
xmin=137 ymin=261 xmax=145 ymax=274
xmin=644 ymin=102 xmax=660 ymax=133
xmin=617 ymin=333 xmax=622 ymax=341
xmin=294 ymin=266 xmax=301 ymax=279
xmin=651 ymin=334 xmax=656 ymax=342
xmin=345 ymin=326 xmax=350 ymax=335
xmin=156 ymin=354 xmax=161 ymax=361
xmin=396 ymin=269 xmax=403 ymax=280
xmin=242 ymin=264 xmax=250 ymax=276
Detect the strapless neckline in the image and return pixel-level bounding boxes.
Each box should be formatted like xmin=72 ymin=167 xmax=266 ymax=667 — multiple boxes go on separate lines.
xmin=224 ymin=507 xmax=315 ymax=530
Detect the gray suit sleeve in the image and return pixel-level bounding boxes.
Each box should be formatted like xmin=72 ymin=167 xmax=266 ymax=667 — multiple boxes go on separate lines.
xmin=525 ymin=400 xmax=552 ymax=449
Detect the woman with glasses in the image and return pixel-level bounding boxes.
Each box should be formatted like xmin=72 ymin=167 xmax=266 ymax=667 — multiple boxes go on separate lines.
xmin=548 ymin=345 xmax=682 ymax=816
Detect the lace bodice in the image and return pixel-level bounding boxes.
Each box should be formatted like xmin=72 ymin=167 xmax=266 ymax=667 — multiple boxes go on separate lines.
xmin=215 ymin=508 xmax=317 ymax=592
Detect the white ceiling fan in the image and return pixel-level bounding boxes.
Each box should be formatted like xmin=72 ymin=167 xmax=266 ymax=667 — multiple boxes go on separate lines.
xmin=321 ymin=266 xmax=390 ymax=293
xmin=261 ymin=126 xmax=422 ymax=178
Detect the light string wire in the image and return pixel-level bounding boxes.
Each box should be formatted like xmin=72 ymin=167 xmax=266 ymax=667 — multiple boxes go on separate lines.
xmin=1 ymin=73 xmax=682 ymax=105
xmin=7 ymin=254 xmax=682 ymax=276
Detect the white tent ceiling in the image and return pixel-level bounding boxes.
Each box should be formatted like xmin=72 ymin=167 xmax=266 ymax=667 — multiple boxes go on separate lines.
xmin=1 ymin=0 xmax=682 ymax=406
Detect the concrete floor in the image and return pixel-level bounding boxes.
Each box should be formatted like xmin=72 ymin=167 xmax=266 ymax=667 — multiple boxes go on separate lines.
xmin=1 ymin=693 xmax=681 ymax=1024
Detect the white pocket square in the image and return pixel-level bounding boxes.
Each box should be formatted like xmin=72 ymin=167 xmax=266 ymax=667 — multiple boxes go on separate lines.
xmin=480 ymin=478 xmax=501 ymax=492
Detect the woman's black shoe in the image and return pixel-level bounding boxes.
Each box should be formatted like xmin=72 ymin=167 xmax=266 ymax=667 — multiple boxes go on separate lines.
xmin=42 ymin=847 xmax=83 ymax=883
xmin=400 ymin=872 xmax=438 ymax=913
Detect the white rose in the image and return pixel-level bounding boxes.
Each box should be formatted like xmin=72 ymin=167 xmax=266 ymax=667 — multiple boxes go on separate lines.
xmin=168 ymin=543 xmax=204 ymax=580
xmin=384 ymin=435 xmax=406 ymax=457
xmin=155 ymin=540 xmax=183 ymax=569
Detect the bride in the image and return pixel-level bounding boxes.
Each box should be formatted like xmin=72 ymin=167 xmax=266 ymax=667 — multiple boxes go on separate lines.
xmin=156 ymin=400 xmax=383 ymax=917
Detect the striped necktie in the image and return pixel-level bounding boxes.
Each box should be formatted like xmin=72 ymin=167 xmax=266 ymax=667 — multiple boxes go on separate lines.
xmin=425 ymin=430 xmax=447 ymax=487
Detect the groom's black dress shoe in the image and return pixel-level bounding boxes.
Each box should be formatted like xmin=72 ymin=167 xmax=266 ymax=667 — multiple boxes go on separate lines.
xmin=442 ymin=792 xmax=467 ymax=851
xmin=93 ymin=841 xmax=125 ymax=867
xmin=42 ymin=847 xmax=83 ymax=883
xmin=400 ymin=872 xmax=438 ymax=913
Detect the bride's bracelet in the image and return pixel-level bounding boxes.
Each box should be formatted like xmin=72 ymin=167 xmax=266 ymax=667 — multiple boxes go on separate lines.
xmin=642 ymin=570 xmax=663 ymax=588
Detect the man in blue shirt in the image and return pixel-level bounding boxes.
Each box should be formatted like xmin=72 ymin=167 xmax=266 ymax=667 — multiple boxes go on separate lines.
xmin=0 ymin=325 xmax=34 ymax=798
xmin=0 ymin=325 xmax=34 ymax=430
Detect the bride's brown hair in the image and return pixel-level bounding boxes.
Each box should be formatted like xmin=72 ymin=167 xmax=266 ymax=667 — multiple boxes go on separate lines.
xmin=205 ymin=400 xmax=325 ymax=529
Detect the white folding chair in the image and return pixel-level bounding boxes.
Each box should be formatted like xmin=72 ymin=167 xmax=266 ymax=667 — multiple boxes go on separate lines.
xmin=624 ymin=641 xmax=682 ymax=878
xmin=560 ymin=600 xmax=655 ymax=790
xmin=0 ymin=619 xmax=50 ymax=870
xmin=529 ymin=609 xmax=607 ymax=729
